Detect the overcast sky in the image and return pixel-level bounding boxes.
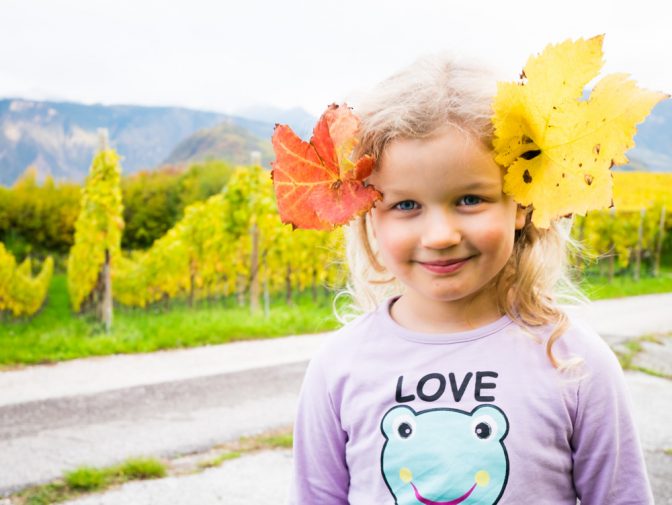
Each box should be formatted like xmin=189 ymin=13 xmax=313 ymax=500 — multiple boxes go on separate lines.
xmin=2 ymin=0 xmax=670 ymax=116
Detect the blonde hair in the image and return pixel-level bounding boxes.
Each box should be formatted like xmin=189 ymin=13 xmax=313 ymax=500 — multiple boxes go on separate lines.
xmin=341 ymin=54 xmax=584 ymax=368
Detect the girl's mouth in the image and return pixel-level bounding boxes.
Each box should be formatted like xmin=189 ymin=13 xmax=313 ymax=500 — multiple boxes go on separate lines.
xmin=410 ymin=481 xmax=477 ymax=505
xmin=418 ymin=257 xmax=471 ymax=274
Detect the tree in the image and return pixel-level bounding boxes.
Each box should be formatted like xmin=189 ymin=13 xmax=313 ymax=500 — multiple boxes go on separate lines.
xmin=67 ymin=146 xmax=124 ymax=332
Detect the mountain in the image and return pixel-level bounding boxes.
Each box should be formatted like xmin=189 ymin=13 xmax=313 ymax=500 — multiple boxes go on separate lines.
xmin=0 ymin=99 xmax=315 ymax=187
xmin=162 ymin=107 xmax=320 ymax=167
xmin=163 ymin=119 xmax=274 ymax=167
xmin=0 ymin=99 xmax=234 ymax=185
xmin=625 ymin=99 xmax=672 ymax=172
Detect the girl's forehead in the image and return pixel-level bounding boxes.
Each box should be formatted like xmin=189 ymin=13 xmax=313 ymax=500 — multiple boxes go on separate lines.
xmin=370 ymin=127 xmax=502 ymax=190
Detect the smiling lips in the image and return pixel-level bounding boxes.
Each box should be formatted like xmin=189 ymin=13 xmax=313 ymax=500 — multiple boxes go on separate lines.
xmin=417 ymin=257 xmax=472 ymax=274
xmin=410 ymin=481 xmax=477 ymax=505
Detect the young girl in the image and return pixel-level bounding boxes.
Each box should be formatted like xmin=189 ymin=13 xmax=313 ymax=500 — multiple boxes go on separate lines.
xmin=287 ymin=56 xmax=653 ymax=504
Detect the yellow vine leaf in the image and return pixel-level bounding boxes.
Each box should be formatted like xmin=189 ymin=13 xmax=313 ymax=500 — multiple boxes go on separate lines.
xmin=493 ymin=35 xmax=668 ymax=228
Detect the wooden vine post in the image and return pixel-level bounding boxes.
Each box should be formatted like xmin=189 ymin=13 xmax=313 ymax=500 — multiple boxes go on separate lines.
xmin=634 ymin=208 xmax=645 ymax=282
xmin=653 ymin=205 xmax=666 ymax=278
xmin=249 ymin=221 xmax=260 ymax=314
xmin=99 ymin=249 xmax=113 ymax=333
xmin=607 ymin=208 xmax=615 ymax=283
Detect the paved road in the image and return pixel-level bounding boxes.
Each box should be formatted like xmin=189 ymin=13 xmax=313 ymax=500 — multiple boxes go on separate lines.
xmin=55 ymin=370 xmax=672 ymax=505
xmin=0 ymin=362 xmax=307 ymax=494
xmin=0 ymin=293 xmax=670 ymax=502
xmin=0 ymin=333 xmax=325 ymax=493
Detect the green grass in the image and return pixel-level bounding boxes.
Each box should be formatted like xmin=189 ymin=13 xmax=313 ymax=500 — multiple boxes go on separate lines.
xmin=65 ymin=467 xmax=107 ymax=491
xmin=258 ymin=433 xmax=293 ymax=449
xmin=16 ymin=457 xmax=167 ymax=505
xmin=198 ymin=451 xmax=242 ymax=469
xmin=2 ymin=267 xmax=671 ymax=367
xmin=0 ymin=274 xmax=341 ymax=368
xmin=118 ymin=458 xmax=167 ymax=479
xmin=20 ymin=482 xmax=68 ymax=505
xmin=579 ymin=268 xmax=672 ymax=300
xmin=14 ymin=429 xmax=291 ymax=504
xmin=198 ymin=430 xmax=293 ymax=469
xmin=613 ymin=338 xmax=644 ymax=370
xmin=611 ymin=334 xmax=672 ymax=379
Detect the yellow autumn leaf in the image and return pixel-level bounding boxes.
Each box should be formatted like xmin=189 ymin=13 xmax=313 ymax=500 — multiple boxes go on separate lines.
xmin=492 ymin=35 xmax=668 ymax=228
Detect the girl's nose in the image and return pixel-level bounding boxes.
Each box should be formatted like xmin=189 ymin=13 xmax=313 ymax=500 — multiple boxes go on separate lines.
xmin=420 ymin=211 xmax=462 ymax=249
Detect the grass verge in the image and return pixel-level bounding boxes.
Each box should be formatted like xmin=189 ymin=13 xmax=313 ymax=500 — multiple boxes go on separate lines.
xmin=579 ymin=269 xmax=672 ymax=300
xmin=611 ymin=334 xmax=672 ymax=379
xmin=14 ymin=458 xmax=166 ymax=505
xmin=11 ymin=427 xmax=292 ymax=505
xmin=2 ymin=269 xmax=672 ymax=367
xmin=0 ymin=275 xmax=342 ymax=368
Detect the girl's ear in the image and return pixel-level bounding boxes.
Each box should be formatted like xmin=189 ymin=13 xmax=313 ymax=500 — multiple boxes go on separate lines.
xmin=515 ymin=205 xmax=528 ymax=230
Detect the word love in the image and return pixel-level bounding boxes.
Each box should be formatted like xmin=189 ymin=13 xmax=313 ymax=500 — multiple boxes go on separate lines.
xmin=395 ymin=371 xmax=498 ymax=403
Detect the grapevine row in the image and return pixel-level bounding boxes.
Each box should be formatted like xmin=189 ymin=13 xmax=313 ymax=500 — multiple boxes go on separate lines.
xmin=574 ymin=172 xmax=672 ymax=277
xmin=113 ymin=165 xmax=346 ymax=309
xmin=0 ymin=243 xmax=53 ymax=316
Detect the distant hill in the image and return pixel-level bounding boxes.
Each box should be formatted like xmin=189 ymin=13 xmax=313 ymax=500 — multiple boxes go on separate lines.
xmin=164 ymin=106 xmax=318 ymax=167
xmin=0 ymin=99 xmax=228 ymax=185
xmin=625 ymin=99 xmax=672 ymax=172
xmin=0 ymin=99 xmax=315 ymax=186
xmin=164 ymin=119 xmax=274 ymax=167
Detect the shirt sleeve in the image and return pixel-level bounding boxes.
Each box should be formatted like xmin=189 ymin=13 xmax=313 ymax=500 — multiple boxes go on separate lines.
xmin=287 ymin=354 xmax=350 ymax=504
xmin=570 ymin=341 xmax=653 ymax=504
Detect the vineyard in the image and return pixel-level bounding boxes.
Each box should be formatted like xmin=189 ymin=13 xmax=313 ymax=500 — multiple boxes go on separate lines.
xmin=1 ymin=148 xmax=671 ymax=323
xmin=112 ymin=164 xmax=345 ymax=311
xmin=1 ymin=149 xmax=346 ymax=325
xmin=573 ymin=171 xmax=672 ymax=281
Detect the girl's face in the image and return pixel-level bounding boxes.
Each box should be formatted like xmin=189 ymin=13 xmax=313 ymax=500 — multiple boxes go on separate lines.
xmin=368 ymin=126 xmax=526 ymax=323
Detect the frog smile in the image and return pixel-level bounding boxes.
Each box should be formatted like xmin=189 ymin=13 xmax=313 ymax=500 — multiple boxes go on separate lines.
xmin=410 ymin=481 xmax=477 ymax=505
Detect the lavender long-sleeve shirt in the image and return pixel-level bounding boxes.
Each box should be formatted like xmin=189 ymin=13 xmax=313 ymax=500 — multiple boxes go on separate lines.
xmin=288 ymin=297 xmax=653 ymax=504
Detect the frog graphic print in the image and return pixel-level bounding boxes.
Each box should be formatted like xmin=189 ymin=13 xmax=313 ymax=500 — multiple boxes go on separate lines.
xmin=380 ymin=405 xmax=510 ymax=504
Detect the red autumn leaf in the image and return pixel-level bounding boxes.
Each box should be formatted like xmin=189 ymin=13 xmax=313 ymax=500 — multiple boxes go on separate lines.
xmin=271 ymin=103 xmax=381 ymax=230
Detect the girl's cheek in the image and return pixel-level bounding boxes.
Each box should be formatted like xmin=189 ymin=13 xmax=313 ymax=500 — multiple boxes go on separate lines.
xmin=478 ymin=225 xmax=517 ymax=257
xmin=480 ymin=227 xmax=508 ymax=243
xmin=379 ymin=228 xmax=414 ymax=256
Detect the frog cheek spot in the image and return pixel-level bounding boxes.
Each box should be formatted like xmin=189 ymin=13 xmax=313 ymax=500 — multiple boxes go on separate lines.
xmin=400 ymin=467 xmax=413 ymax=483
xmin=475 ymin=470 xmax=490 ymax=487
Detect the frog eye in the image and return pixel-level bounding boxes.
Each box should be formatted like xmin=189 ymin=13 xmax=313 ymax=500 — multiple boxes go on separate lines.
xmin=392 ymin=414 xmax=416 ymax=441
xmin=471 ymin=414 xmax=498 ymax=441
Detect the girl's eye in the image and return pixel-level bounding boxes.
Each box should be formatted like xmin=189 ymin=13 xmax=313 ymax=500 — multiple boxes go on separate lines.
xmin=393 ymin=200 xmax=419 ymax=211
xmin=459 ymin=195 xmax=482 ymax=206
